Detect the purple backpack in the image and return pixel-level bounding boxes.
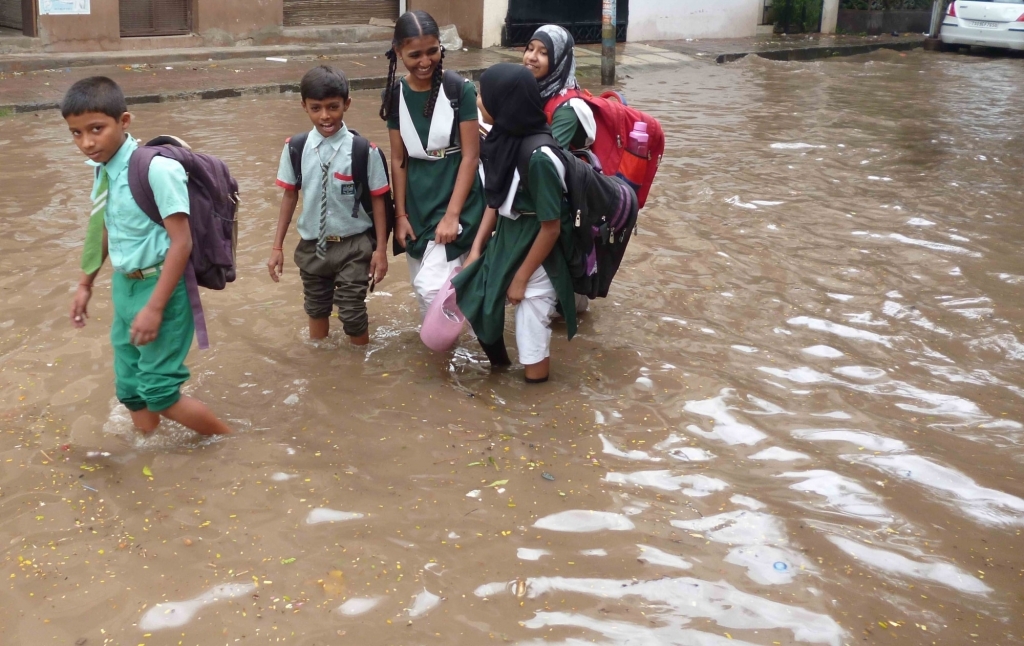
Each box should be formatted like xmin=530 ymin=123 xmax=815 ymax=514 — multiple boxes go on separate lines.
xmin=127 ymin=136 xmax=239 ymax=349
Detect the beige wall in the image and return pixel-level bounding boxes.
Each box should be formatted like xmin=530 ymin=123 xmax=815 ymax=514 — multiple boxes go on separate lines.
xmin=409 ymin=0 xmax=484 ymax=48
xmin=195 ymin=0 xmax=282 ymax=39
xmin=38 ymin=0 xmax=120 ymax=51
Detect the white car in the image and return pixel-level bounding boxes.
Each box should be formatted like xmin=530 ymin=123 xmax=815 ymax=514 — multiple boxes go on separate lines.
xmin=940 ymin=0 xmax=1024 ymax=50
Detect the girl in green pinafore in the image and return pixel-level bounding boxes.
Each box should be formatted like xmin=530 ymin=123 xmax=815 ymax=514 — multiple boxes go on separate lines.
xmin=524 ymin=24 xmax=594 ymax=316
xmin=523 ymin=24 xmax=596 ymax=152
xmin=453 ymin=64 xmax=577 ymax=384
xmin=380 ymin=10 xmax=485 ymax=321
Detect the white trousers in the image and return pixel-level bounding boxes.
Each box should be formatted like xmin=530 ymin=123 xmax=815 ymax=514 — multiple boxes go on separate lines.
xmin=515 ymin=265 xmax=558 ymax=366
xmin=407 ymin=241 xmax=464 ymax=319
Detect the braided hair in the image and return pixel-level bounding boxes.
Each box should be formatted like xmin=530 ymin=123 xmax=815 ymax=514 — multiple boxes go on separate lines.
xmin=379 ymin=10 xmax=444 ymax=122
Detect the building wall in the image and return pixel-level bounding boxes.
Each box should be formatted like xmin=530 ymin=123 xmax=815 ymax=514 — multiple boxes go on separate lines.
xmin=36 ymin=0 xmax=284 ymax=51
xmin=195 ymin=0 xmax=283 ymax=41
xmin=480 ymin=0 xmax=506 ymax=47
xmin=626 ymin=0 xmax=762 ymax=41
xmin=38 ymin=0 xmax=121 ymax=51
xmin=409 ymin=0 xmax=485 ymax=47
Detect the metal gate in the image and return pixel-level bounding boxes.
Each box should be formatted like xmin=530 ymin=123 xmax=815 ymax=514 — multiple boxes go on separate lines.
xmin=0 ymin=0 xmax=22 ymax=30
xmin=284 ymin=0 xmax=399 ymax=27
xmin=504 ymin=0 xmax=628 ymax=47
xmin=120 ymin=0 xmax=190 ymax=37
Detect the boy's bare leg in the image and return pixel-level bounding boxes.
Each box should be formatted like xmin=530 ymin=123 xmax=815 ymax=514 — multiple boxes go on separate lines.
xmin=309 ymin=317 xmax=329 ymax=340
xmin=161 ymin=396 xmax=231 ymax=435
xmin=349 ymin=332 xmax=369 ymax=346
xmin=524 ymin=358 xmax=550 ymax=383
xmin=130 ymin=409 xmax=161 ymax=434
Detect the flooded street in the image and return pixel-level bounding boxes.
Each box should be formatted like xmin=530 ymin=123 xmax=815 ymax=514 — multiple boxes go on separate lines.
xmin=2 ymin=48 xmax=1023 ymax=645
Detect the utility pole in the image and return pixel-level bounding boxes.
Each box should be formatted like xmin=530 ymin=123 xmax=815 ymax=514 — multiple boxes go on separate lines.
xmin=601 ymin=0 xmax=617 ymax=86
xmin=929 ymin=0 xmax=944 ymax=37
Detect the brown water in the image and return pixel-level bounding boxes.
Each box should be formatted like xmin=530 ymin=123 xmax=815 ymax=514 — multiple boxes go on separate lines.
xmin=2 ymin=49 xmax=1023 ymax=646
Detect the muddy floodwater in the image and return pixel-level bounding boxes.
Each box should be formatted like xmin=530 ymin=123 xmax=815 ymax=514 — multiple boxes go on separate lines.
xmin=2 ymin=49 xmax=1023 ymax=646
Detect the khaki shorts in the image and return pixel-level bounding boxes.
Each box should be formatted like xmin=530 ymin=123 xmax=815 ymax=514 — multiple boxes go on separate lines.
xmin=294 ymin=235 xmax=372 ymax=337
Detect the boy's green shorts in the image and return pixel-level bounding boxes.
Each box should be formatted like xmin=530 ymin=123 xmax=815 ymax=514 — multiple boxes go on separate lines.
xmin=111 ymin=271 xmax=193 ymax=412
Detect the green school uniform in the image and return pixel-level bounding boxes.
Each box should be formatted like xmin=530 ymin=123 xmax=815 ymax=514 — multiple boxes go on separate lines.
xmin=453 ymin=150 xmax=577 ymax=346
xmin=387 ymin=77 xmax=485 ymax=261
xmin=551 ymin=104 xmax=589 ymax=150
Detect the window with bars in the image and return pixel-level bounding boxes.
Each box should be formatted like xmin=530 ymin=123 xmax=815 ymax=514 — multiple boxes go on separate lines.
xmin=120 ymin=0 xmax=190 ymax=37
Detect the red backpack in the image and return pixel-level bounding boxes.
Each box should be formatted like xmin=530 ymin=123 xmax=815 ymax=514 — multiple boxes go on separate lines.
xmin=544 ymin=89 xmax=664 ymax=209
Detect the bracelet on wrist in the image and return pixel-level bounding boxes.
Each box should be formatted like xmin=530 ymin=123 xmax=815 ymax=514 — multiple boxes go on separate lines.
xmin=272 ymin=246 xmax=283 ymax=251
xmin=395 ymin=213 xmax=409 ymax=219
xmin=79 ymin=282 xmax=93 ymax=289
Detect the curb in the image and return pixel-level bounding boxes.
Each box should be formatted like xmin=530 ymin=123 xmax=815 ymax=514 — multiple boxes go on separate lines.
xmin=1 ymin=66 xmax=486 ymax=115
xmin=715 ymin=37 xmax=925 ymax=63
xmin=0 ymin=40 xmax=389 ymax=75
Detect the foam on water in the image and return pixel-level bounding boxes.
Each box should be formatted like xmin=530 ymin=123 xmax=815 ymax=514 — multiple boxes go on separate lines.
xmin=337 ymin=597 xmax=383 ymax=616
xmin=605 ymin=470 xmax=729 ymax=496
xmin=888 ymin=233 xmax=981 ymax=257
xmin=475 ymin=576 xmax=843 ymax=645
xmin=832 ymin=366 xmax=887 ymax=380
xmin=637 ymin=544 xmax=693 ymax=570
xmin=781 ymin=470 xmax=893 ymax=523
xmin=850 ymin=454 xmax=1024 ymax=526
xmin=828 ymin=536 xmax=991 ymax=594
xmin=407 ymin=589 xmax=441 ymax=617
xmin=684 ymin=390 xmax=767 ymax=446
xmin=305 ymin=508 xmax=365 ymax=525
xmin=802 ymin=345 xmax=844 ymax=358
xmin=534 ymin=510 xmax=635 ymax=533
xmin=599 ymin=434 xmax=661 ymax=461
xmin=749 ymin=447 xmax=809 ymax=461
xmin=791 ymin=428 xmax=907 ymax=453
xmin=139 ymin=582 xmax=255 ymax=631
xmin=771 ymin=142 xmax=826 ymax=149
xmin=787 ymin=316 xmax=891 ymax=346
xmin=517 ymin=548 xmax=551 ymax=561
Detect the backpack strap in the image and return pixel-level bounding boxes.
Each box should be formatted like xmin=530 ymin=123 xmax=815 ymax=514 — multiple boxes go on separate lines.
xmin=515 ymin=133 xmax=561 ymax=192
xmin=126 ymin=144 xmax=211 ymax=350
xmin=349 ymin=131 xmax=372 ymax=220
xmin=287 ymin=132 xmax=309 ymax=190
xmin=543 ymin=89 xmax=584 ymax=125
xmin=442 ymin=69 xmax=465 ymax=148
xmin=127 ymin=147 xmax=164 ymax=227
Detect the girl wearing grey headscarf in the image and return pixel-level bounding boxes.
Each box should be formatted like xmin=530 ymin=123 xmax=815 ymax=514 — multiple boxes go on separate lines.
xmin=523 ymin=25 xmax=596 ymax=151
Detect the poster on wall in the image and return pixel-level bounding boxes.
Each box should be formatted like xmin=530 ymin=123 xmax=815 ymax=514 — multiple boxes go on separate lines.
xmin=40 ymin=0 xmax=91 ymax=15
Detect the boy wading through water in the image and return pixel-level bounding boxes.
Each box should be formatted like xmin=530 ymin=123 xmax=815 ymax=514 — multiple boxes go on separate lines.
xmin=65 ymin=77 xmax=231 ymax=436
xmin=268 ymin=66 xmax=390 ymax=344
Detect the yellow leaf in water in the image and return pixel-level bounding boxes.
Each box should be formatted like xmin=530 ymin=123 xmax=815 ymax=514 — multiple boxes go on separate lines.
xmin=322 ymin=569 xmax=345 ymax=596
xmin=142 ymin=466 xmax=153 ymax=477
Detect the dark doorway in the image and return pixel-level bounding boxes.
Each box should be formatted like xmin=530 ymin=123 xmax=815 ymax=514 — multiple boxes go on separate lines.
xmin=284 ymin=0 xmax=399 ymax=27
xmin=504 ymin=0 xmax=628 ymax=46
xmin=120 ymin=0 xmax=190 ymax=37
xmin=0 ymin=0 xmax=22 ymax=31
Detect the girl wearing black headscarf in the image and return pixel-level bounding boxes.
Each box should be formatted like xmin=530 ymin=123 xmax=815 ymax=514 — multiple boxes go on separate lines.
xmin=451 ymin=64 xmax=577 ymax=383
xmin=523 ymin=25 xmax=596 ymax=151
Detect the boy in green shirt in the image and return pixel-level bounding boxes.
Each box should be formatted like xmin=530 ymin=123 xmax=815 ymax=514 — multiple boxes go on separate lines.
xmin=64 ymin=77 xmax=230 ymax=436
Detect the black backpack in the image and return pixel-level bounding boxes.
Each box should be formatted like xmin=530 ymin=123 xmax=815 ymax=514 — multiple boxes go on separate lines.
xmin=287 ymin=129 xmax=400 ymax=255
xmin=516 ymin=134 xmax=639 ymax=300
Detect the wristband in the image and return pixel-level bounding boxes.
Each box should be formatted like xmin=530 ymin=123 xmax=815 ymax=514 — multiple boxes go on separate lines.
xmin=395 ymin=213 xmax=409 ymax=219
xmin=79 ymin=282 xmax=93 ymax=289
xmin=272 ymin=246 xmax=283 ymax=251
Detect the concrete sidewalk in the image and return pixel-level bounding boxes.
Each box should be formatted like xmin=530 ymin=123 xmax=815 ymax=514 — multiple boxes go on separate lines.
xmin=0 ymin=35 xmax=924 ymax=115
xmin=644 ymin=32 xmax=926 ymax=64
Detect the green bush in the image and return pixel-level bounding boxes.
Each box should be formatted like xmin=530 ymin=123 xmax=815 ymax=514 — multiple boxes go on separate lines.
xmin=774 ymin=0 xmax=823 ymax=33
